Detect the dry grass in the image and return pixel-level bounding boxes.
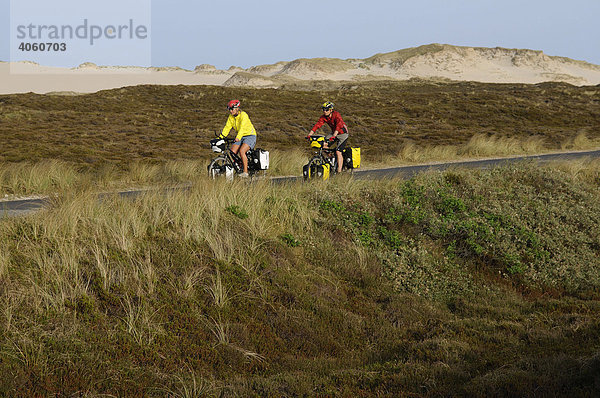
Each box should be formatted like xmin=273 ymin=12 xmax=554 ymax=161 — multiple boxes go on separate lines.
xmin=460 ymin=132 xmax=548 ymax=157
xmin=268 ymin=148 xmax=307 ymax=176
xmin=0 ymin=165 xmax=599 ymax=395
xmin=368 ymin=132 xmax=599 ymax=168
xmin=0 ymin=80 xmax=598 ymax=196
xmin=0 ymin=160 xmax=81 ymax=197
xmin=206 ymin=269 xmax=231 ymax=309
xmin=164 ymin=367 xmax=218 ymax=398
xmin=0 ymin=132 xmax=597 ymax=198
xmin=547 ymin=157 xmax=600 ymax=185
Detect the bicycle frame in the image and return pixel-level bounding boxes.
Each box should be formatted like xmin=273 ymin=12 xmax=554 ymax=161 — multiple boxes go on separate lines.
xmin=207 ymin=137 xmax=260 ymax=179
xmin=304 ymin=135 xmax=349 ymax=180
xmin=313 ymin=146 xmax=338 ymax=168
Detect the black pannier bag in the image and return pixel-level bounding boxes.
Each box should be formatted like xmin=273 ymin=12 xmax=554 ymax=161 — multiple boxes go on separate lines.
xmin=248 ymin=148 xmax=270 ymax=171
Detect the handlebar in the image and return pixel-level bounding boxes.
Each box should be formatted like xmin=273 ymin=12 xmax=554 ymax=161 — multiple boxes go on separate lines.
xmin=306 ymin=135 xmax=339 ymax=142
xmin=306 ymin=135 xmax=323 ymax=140
xmin=210 ymin=137 xmax=235 ymax=144
xmin=306 ymin=135 xmax=338 ymax=141
xmin=306 ymin=135 xmax=340 ymax=154
xmin=209 ymin=137 xmax=235 ymax=153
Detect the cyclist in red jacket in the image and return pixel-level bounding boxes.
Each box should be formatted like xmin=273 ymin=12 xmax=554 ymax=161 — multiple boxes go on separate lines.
xmin=307 ymin=101 xmax=348 ymax=173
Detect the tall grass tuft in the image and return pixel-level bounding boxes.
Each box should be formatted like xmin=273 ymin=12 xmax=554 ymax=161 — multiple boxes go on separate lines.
xmin=460 ymin=133 xmax=546 ymax=157
xmin=0 ymin=160 xmax=80 ymax=196
xmin=268 ymin=148 xmax=308 ymax=176
xmin=371 ymin=133 xmax=595 ymax=169
xmin=206 ymin=269 xmax=231 ymax=309
xmin=121 ymin=295 xmax=163 ymax=347
xmin=562 ymin=131 xmax=600 ymax=150
xmin=551 ymin=158 xmax=600 ymax=185
xmin=0 ymin=245 xmax=9 ymax=280
xmin=164 ymin=367 xmax=218 ymax=398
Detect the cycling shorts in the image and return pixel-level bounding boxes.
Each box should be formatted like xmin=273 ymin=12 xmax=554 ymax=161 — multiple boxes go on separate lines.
xmin=326 ymin=133 xmax=348 ymax=152
xmin=232 ymin=135 xmax=256 ymax=149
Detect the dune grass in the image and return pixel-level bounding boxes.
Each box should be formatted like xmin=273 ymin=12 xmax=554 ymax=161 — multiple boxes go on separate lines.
xmin=1 ymin=133 xmax=599 ymax=198
xmin=0 ymin=79 xmax=598 ymax=196
xmin=368 ymin=131 xmax=600 ymax=168
xmin=0 ymin=162 xmax=599 ymax=396
xmin=0 ymin=148 xmax=310 ymax=198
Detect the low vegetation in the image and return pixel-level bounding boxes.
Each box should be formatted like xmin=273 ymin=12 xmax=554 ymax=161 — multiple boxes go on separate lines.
xmin=1 ymin=80 xmax=598 ymax=197
xmin=0 ymin=80 xmax=598 ymax=168
xmin=0 ymin=161 xmax=599 ymax=396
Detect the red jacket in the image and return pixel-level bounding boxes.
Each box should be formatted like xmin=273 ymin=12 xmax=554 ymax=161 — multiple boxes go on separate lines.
xmin=311 ymin=111 xmax=348 ymax=135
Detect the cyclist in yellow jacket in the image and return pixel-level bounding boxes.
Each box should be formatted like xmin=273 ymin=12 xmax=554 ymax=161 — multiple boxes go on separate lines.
xmin=218 ymin=100 xmax=257 ymax=177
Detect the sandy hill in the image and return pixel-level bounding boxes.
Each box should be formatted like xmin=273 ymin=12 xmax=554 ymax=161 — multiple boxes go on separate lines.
xmin=2 ymin=44 xmax=600 ymax=94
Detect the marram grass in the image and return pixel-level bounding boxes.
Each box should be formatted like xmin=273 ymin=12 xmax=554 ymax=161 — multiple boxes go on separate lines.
xmin=1 ymin=133 xmax=599 ymax=198
xmin=0 ymin=163 xmax=599 ymax=396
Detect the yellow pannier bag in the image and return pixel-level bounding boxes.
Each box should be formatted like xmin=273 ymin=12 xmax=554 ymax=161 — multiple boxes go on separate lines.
xmin=343 ymin=147 xmax=361 ymax=169
xmin=318 ymin=163 xmax=330 ymax=180
xmin=310 ymin=136 xmax=325 ymax=148
xmin=351 ymin=147 xmax=361 ymax=169
xmin=302 ymin=162 xmax=330 ymax=180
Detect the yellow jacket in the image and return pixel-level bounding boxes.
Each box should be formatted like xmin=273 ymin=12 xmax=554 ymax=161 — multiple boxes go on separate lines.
xmin=219 ymin=111 xmax=257 ymax=140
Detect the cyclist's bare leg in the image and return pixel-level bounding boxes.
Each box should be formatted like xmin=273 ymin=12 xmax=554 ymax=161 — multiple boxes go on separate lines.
xmin=229 ymin=143 xmax=244 ymax=172
xmin=322 ymin=142 xmax=333 ymax=160
xmin=336 ymin=150 xmax=343 ymax=173
xmin=239 ymin=143 xmax=250 ymax=173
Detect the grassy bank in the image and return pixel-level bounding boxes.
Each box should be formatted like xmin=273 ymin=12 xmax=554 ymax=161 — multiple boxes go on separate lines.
xmin=1 ymin=162 xmax=599 ymax=396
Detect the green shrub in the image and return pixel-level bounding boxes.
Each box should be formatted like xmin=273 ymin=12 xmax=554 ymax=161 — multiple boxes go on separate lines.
xmin=226 ymin=205 xmax=248 ymax=219
xmin=280 ymin=233 xmax=301 ymax=247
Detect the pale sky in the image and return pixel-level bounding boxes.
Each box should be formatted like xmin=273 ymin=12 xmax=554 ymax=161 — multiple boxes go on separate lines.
xmin=1 ymin=0 xmax=599 ymax=69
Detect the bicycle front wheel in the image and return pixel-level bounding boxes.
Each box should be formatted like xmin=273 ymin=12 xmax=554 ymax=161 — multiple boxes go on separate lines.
xmin=304 ymin=157 xmax=327 ymax=181
xmin=208 ymin=157 xmax=233 ymax=180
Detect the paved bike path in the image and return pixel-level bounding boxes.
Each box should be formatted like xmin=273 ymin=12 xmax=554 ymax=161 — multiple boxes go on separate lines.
xmin=271 ymin=149 xmax=600 ymax=183
xmin=2 ymin=149 xmax=599 ymax=218
xmin=356 ymin=149 xmax=600 ymax=179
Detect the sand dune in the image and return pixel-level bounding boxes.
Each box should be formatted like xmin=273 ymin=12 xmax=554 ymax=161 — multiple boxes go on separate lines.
xmin=2 ymin=44 xmax=600 ymax=94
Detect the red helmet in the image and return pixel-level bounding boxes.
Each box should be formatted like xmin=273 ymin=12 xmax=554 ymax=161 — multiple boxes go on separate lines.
xmin=227 ymin=99 xmax=241 ymax=110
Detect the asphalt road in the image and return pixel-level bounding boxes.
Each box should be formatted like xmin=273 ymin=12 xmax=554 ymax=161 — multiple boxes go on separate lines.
xmin=271 ymin=149 xmax=600 ymax=183
xmin=0 ymin=197 xmax=49 ymax=218
xmin=2 ymin=149 xmax=599 ymax=218
xmin=354 ymin=149 xmax=600 ymax=179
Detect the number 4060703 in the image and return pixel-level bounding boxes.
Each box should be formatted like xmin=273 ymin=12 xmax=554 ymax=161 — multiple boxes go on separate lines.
xmin=18 ymin=42 xmax=67 ymax=52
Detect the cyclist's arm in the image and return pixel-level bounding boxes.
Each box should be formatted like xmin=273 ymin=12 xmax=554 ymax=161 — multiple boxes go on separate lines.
xmin=310 ymin=116 xmax=327 ymax=135
xmin=219 ymin=115 xmax=234 ymax=139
